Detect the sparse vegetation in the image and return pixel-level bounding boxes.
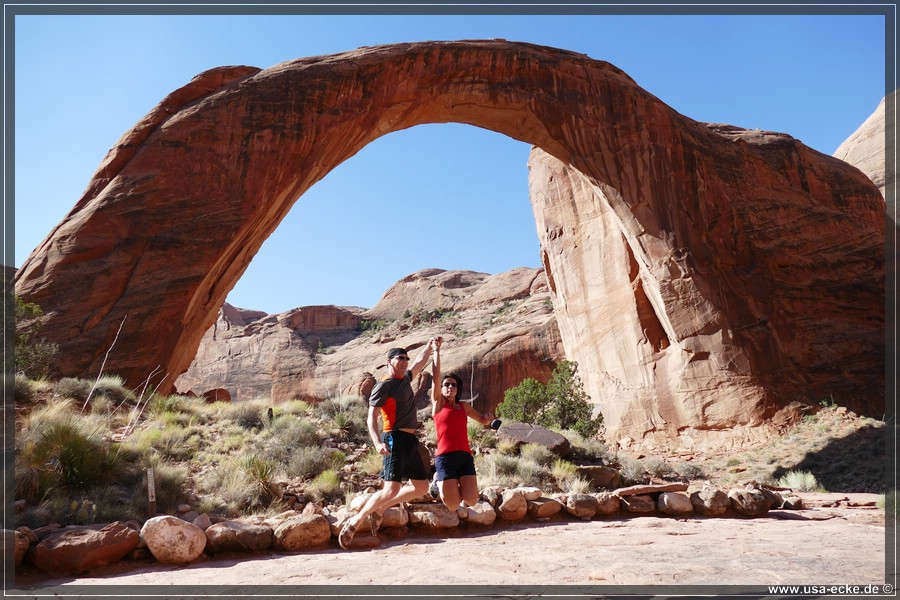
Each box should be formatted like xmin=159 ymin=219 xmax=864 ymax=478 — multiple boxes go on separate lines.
xmin=12 ymin=371 xmax=888 ymax=529
xmin=14 ymin=295 xmax=59 ymax=380
xmin=776 ymin=470 xmax=827 ymax=492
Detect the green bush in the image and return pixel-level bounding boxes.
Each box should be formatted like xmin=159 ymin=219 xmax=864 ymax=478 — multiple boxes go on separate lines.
xmin=496 ymin=377 xmax=547 ymax=423
xmin=14 ymin=296 xmax=58 ymax=379
xmin=496 ymin=361 xmax=602 ymax=437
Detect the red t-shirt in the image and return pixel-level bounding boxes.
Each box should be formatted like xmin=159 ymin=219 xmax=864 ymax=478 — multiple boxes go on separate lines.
xmin=434 ymin=402 xmax=472 ymax=456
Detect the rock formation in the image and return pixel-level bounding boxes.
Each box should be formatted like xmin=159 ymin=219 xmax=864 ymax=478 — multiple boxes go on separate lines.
xmin=833 ymin=93 xmax=891 ymax=201
xmin=14 ymin=41 xmax=885 ymax=450
xmin=175 ymin=267 xmax=563 ymax=417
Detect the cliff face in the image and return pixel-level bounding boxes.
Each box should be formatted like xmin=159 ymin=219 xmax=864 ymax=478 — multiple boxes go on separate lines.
xmin=175 ymin=267 xmax=563 ymax=419
xmin=14 ymin=41 xmax=884 ymax=450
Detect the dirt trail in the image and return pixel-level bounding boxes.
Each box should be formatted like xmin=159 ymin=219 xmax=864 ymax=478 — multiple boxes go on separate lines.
xmin=12 ymin=493 xmax=892 ymax=597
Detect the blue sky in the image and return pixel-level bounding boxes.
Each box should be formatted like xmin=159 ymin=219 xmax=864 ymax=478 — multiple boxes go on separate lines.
xmin=12 ymin=11 xmax=888 ymax=314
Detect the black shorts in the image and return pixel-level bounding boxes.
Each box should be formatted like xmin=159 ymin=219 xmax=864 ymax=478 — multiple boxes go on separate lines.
xmin=381 ymin=430 xmax=428 ymax=482
xmin=435 ymin=450 xmax=476 ymax=481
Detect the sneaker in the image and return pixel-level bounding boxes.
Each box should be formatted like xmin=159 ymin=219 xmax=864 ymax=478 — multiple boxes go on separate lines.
xmin=429 ymin=474 xmax=440 ymax=499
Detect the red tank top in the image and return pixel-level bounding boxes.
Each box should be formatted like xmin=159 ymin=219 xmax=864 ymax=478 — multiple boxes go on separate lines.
xmin=434 ymin=402 xmax=472 ymax=456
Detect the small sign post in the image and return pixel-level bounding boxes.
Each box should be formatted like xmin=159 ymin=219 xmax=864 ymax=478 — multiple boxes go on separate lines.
xmin=147 ymin=468 xmax=157 ymax=517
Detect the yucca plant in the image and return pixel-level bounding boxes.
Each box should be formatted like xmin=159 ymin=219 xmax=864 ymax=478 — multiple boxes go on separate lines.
xmin=240 ymin=454 xmax=282 ymax=503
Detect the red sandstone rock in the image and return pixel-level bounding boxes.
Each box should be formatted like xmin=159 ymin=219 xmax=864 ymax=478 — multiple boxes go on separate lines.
xmin=174 ymin=267 xmax=562 ymax=416
xmin=14 ymin=41 xmax=884 ymax=451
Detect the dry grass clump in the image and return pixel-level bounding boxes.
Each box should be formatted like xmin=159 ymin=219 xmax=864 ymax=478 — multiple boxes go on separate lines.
xmin=13 ymin=373 xmax=888 ymax=529
xmin=776 ymin=470 xmax=826 ymax=492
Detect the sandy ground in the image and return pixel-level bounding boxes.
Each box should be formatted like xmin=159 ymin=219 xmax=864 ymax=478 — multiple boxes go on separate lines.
xmin=11 ymin=493 xmax=895 ymax=598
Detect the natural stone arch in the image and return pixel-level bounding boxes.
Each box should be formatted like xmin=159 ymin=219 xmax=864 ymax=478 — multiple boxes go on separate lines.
xmin=15 ymin=40 xmax=884 ymax=447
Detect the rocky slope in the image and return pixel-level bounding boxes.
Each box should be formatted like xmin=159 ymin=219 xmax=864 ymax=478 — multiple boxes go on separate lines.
xmin=175 ymin=267 xmax=563 ymax=417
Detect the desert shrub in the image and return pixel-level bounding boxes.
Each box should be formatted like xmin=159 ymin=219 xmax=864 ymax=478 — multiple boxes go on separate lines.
xmin=570 ymin=436 xmax=612 ymax=463
xmin=54 ymin=377 xmax=93 ymax=402
xmin=287 ymin=446 xmax=333 ymax=479
xmin=93 ymin=374 xmax=135 ymax=405
xmin=564 ymin=476 xmax=592 ymax=494
xmin=776 ymin=470 xmax=826 ymax=492
xmin=279 ymin=399 xmax=311 ymax=415
xmin=125 ymin=423 xmax=198 ymax=461
xmin=643 ymin=456 xmax=674 ymax=480
xmin=515 ymin=458 xmax=550 ymax=487
xmin=197 ymin=459 xmax=261 ymax=516
xmin=550 ymin=458 xmax=578 ymax=484
xmin=304 ymin=470 xmax=342 ymax=502
xmin=316 ymin=394 xmax=364 ymax=419
xmin=241 ymin=454 xmax=282 ymax=502
xmin=496 ymin=361 xmax=602 ymax=437
xmin=519 ymin=443 xmax=556 ymax=467
xmin=14 ymin=295 xmax=58 ymax=379
xmin=496 ymin=437 xmax=520 ymax=455
xmin=17 ymin=411 xmax=123 ymax=498
xmin=673 ymin=462 xmax=705 ymax=481
xmin=467 ymin=421 xmax=497 ymax=454
xmin=474 ymin=454 xmax=514 ymax=489
xmin=15 ymin=373 xmax=35 ymax=402
xmin=618 ymin=456 xmax=649 ymax=486
xmin=358 ymin=448 xmax=385 ymax=476
xmin=422 ymin=419 xmax=437 ymax=447
xmin=227 ymin=402 xmax=267 ymax=430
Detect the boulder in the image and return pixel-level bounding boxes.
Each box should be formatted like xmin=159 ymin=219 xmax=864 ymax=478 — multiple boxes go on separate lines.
xmin=591 ymin=492 xmax=622 ymax=516
xmin=141 ymin=516 xmax=206 ymax=564
xmin=406 ymin=502 xmax=460 ymax=528
xmin=657 ymin=492 xmax=694 ymax=515
xmin=381 ymin=505 xmax=409 ymax=528
xmin=464 ymin=501 xmax=497 ymax=526
xmin=690 ymin=485 xmax=731 ymax=516
xmin=272 ymin=515 xmax=331 ymax=551
xmin=13 ymin=529 xmax=31 ymax=567
xmin=28 ymin=522 xmax=140 ymax=575
xmin=565 ymin=493 xmax=598 ymax=520
xmin=575 ymin=465 xmax=621 ymax=490
xmin=728 ymin=484 xmax=780 ymax=517
xmin=205 ymin=520 xmax=274 ymax=554
xmin=497 ymin=489 xmax=528 ymax=521
xmin=620 ymin=495 xmax=656 ymax=514
xmin=498 ymin=422 xmax=572 ymax=457
xmin=527 ymin=497 xmax=564 ymax=518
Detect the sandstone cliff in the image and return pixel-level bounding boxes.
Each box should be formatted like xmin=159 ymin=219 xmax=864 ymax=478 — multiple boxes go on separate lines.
xmin=833 ymin=94 xmax=891 ymax=201
xmin=14 ymin=41 xmax=884 ymax=451
xmin=175 ymin=267 xmax=563 ymax=418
